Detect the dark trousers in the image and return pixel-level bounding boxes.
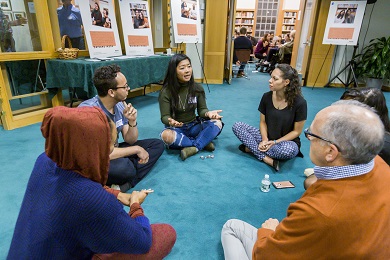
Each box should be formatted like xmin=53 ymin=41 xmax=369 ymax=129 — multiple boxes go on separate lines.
xmin=238 ymin=62 xmax=247 ymax=73
xmin=266 ymin=48 xmax=279 ymax=62
xmin=107 ymin=139 xmax=164 ymax=191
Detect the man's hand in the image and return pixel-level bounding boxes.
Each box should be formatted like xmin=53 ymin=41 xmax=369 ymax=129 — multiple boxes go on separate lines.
xmin=261 ymin=218 xmax=279 ymax=231
xmin=123 ymin=101 xmax=138 ymax=124
xmin=136 ymin=146 xmax=149 ymax=164
xmin=168 ymin=118 xmax=183 ymax=127
xmin=130 ymin=189 xmax=154 ymax=205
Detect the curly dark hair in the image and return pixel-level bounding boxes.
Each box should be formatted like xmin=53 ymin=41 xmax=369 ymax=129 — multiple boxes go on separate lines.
xmin=93 ymin=64 xmax=121 ymax=97
xmin=275 ymin=64 xmax=302 ymax=108
xmin=160 ymin=54 xmax=204 ymax=119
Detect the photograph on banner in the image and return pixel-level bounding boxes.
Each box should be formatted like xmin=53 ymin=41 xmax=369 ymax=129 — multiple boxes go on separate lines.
xmin=118 ymin=0 xmax=154 ymax=56
xmin=78 ymin=0 xmax=122 ymax=58
xmin=323 ymin=1 xmax=366 ymax=45
xmin=171 ymin=0 xmax=202 ymax=44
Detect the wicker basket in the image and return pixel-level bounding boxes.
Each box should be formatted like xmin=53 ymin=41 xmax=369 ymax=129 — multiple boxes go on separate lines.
xmin=57 ymin=35 xmax=79 ymax=60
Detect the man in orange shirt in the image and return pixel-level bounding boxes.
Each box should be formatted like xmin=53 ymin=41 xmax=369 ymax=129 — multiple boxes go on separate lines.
xmin=221 ymin=100 xmax=390 ymax=259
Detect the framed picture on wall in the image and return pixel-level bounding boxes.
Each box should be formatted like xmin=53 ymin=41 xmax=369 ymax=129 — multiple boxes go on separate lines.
xmin=3 ymin=11 xmax=13 ymax=21
xmin=0 ymin=0 xmax=12 ymax=10
xmin=13 ymin=12 xmax=26 ymax=21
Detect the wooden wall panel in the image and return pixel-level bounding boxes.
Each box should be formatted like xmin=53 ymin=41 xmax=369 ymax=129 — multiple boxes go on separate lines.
xmin=204 ymin=0 xmax=229 ymax=84
xmin=306 ymin=0 xmax=335 ymax=87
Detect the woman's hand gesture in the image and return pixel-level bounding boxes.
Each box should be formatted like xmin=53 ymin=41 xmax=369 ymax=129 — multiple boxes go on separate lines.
xmin=206 ymin=110 xmax=223 ymax=119
xmin=168 ymin=118 xmax=183 ymax=127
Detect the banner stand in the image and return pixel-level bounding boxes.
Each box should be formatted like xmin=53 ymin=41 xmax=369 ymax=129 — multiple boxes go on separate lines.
xmin=323 ymin=44 xmax=359 ymax=88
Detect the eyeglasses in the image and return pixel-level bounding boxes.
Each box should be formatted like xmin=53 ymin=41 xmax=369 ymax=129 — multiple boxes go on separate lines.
xmin=111 ymin=83 xmax=130 ymax=90
xmin=304 ymin=128 xmax=341 ymax=151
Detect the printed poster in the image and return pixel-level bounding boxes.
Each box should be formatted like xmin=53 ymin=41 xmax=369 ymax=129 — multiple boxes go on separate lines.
xmin=118 ymin=0 xmax=154 ymax=56
xmin=171 ymin=0 xmax=202 ymax=44
xmin=323 ymin=1 xmax=366 ymax=45
xmin=78 ymin=0 xmax=122 ymax=58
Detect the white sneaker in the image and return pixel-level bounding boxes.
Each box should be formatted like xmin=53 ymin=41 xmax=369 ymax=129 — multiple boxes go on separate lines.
xmin=111 ymin=184 xmax=120 ymax=190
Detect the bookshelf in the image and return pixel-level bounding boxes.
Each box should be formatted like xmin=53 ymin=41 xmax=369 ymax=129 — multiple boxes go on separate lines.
xmin=235 ymin=9 xmax=256 ymax=36
xmin=276 ymin=9 xmax=298 ymax=38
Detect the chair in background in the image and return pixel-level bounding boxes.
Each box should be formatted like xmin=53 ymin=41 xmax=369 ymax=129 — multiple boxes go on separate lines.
xmin=233 ymin=49 xmax=252 ymax=79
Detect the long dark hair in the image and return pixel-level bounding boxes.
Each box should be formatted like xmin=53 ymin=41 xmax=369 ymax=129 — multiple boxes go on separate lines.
xmin=275 ymin=64 xmax=302 ymax=108
xmin=341 ymin=88 xmax=390 ymax=132
xmin=160 ymin=54 xmax=204 ymax=118
xmin=337 ymin=9 xmax=345 ymax=19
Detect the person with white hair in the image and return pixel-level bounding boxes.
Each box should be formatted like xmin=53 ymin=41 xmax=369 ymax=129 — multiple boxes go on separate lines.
xmin=222 ymin=100 xmax=390 ymax=259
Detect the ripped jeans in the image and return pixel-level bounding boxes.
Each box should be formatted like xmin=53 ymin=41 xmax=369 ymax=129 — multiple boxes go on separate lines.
xmin=160 ymin=118 xmax=223 ymax=150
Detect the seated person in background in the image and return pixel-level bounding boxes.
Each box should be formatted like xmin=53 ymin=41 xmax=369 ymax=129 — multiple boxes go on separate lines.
xmin=233 ymin=27 xmax=253 ymax=78
xmin=79 ymin=65 xmax=164 ymax=192
xmin=222 ymin=100 xmax=390 ymax=259
xmin=283 ymin=33 xmax=291 ymax=44
xmin=234 ymin=29 xmax=240 ymax=38
xmin=8 ymin=106 xmax=176 ymax=259
xmin=254 ymin=32 xmax=272 ymax=60
xmin=258 ymin=35 xmax=284 ymax=71
xmin=259 ymin=30 xmax=296 ymax=73
xmin=232 ymin=64 xmax=307 ymax=171
xmin=159 ymin=54 xmax=224 ymax=161
xmin=304 ymin=87 xmax=390 ymax=189
xmin=246 ymin=32 xmax=258 ymax=48
xmin=278 ymin=29 xmax=295 ymax=63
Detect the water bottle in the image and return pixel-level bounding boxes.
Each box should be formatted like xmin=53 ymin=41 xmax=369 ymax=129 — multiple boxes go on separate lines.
xmin=261 ymin=174 xmax=271 ymax=192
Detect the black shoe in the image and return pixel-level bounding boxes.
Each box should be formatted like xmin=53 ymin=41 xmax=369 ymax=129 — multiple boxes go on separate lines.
xmin=259 ymin=66 xmax=265 ymax=73
xmin=273 ymin=160 xmax=280 ymax=172
xmin=238 ymin=144 xmax=249 ymax=153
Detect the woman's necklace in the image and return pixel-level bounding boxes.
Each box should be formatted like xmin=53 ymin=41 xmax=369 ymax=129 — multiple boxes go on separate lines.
xmin=178 ymin=92 xmax=188 ymax=111
xmin=274 ymin=95 xmax=286 ymax=110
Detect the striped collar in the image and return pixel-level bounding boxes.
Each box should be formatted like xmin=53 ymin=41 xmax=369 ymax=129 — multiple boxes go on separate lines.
xmin=314 ymin=159 xmax=374 ymax=180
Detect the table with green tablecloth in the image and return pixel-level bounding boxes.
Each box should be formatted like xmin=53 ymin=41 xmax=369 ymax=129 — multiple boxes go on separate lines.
xmin=46 ymin=55 xmax=171 ymax=98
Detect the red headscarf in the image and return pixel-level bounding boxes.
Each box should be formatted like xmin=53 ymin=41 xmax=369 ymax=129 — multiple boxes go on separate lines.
xmin=41 ymin=106 xmax=111 ymax=185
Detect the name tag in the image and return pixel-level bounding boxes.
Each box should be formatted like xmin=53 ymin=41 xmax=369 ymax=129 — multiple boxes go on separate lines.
xmin=188 ymin=97 xmax=197 ymax=104
xmin=116 ymin=119 xmax=123 ymax=128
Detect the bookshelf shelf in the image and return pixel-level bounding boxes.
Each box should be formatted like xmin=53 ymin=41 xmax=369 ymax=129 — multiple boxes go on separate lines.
xmin=235 ymin=9 xmax=256 ymax=36
xmin=276 ymin=9 xmax=298 ymax=38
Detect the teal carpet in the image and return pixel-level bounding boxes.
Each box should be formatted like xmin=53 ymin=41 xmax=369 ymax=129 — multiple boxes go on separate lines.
xmin=1 ymin=70 xmax=389 ymax=259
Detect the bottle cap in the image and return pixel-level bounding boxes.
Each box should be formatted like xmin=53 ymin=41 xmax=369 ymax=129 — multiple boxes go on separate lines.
xmin=265 ymin=174 xmax=269 ymax=178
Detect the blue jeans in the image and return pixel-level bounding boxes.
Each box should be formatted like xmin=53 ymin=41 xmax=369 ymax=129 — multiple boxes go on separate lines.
xmin=161 ymin=118 xmax=223 ymax=150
